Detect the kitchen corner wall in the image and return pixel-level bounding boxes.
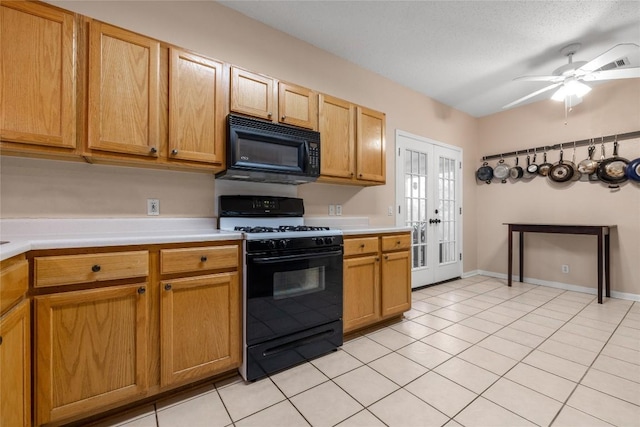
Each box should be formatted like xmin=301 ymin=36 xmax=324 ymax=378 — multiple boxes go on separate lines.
xmin=476 ymin=79 xmax=640 ymax=295
xmin=2 ymin=1 xmax=479 ymax=273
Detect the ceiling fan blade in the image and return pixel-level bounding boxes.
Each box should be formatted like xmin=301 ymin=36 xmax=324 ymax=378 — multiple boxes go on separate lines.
xmin=578 ymin=43 xmax=640 ymax=73
xmin=582 ymin=67 xmax=640 ymax=81
xmin=514 ymin=75 xmax=564 ymax=83
xmin=502 ymin=82 xmax=562 ymax=109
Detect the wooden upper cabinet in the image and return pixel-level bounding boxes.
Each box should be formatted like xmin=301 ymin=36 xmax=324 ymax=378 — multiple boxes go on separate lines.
xmin=278 ymin=82 xmax=317 ymax=129
xmin=356 ymin=106 xmax=386 ymax=183
xmin=169 ymin=48 xmax=225 ymax=166
xmin=0 ymin=2 xmax=76 ymax=150
xmin=87 ymin=21 xmax=160 ymax=157
xmin=230 ymin=67 xmax=274 ymax=121
xmin=319 ymin=94 xmax=355 ymax=180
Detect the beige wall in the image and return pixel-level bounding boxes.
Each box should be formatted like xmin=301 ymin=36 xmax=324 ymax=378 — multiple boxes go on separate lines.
xmin=476 ymin=79 xmax=640 ymax=295
xmin=1 ymin=1 xmax=479 ymax=272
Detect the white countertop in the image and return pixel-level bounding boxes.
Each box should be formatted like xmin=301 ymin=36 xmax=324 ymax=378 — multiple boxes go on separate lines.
xmin=0 ymin=218 xmax=243 ymax=261
xmin=340 ymin=226 xmax=412 ymax=235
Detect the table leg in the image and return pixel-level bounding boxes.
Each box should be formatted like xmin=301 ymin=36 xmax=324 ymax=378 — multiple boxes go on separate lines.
xmin=519 ymin=231 xmax=524 ymax=283
xmin=597 ymin=231 xmax=603 ymax=304
xmin=508 ymin=226 xmax=513 ymax=287
xmin=605 ymin=230 xmax=611 ymax=298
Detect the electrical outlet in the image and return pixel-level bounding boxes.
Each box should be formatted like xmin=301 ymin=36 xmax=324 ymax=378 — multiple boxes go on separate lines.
xmin=561 ymin=264 xmax=569 ymax=274
xmin=328 ymin=204 xmax=336 ymax=216
xmin=388 ymin=205 xmax=394 ymax=216
xmin=336 ymin=204 xmax=342 ymax=216
xmin=147 ymin=199 xmax=160 ymax=216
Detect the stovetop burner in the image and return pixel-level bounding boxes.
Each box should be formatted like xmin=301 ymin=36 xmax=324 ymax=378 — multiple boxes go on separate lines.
xmin=234 ymin=225 xmax=331 ymax=233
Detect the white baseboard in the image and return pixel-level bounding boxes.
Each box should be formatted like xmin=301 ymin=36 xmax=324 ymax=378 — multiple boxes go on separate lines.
xmin=472 ymin=270 xmax=640 ymax=302
xmin=462 ymin=270 xmax=481 ymax=278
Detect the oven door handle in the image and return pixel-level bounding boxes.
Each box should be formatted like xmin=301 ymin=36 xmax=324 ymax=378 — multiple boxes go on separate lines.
xmin=251 ymin=249 xmax=343 ymax=264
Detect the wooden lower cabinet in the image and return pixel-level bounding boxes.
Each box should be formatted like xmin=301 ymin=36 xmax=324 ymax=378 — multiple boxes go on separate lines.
xmin=160 ymin=272 xmax=240 ymax=387
xmin=35 ymin=283 xmax=149 ymax=425
xmin=0 ymin=299 xmax=31 ymax=427
xmin=343 ymin=232 xmax=411 ymax=334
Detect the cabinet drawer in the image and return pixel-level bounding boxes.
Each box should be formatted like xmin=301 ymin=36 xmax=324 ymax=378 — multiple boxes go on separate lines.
xmin=344 ymin=237 xmax=379 ymax=256
xmin=160 ymin=245 xmax=238 ymax=275
xmin=34 ymin=251 xmax=149 ymax=287
xmin=381 ymin=234 xmax=411 ymax=252
xmin=0 ymin=258 xmax=28 ymax=313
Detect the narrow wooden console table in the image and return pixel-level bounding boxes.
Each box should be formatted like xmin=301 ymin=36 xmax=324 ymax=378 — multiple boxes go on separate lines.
xmin=505 ymin=223 xmax=616 ymax=304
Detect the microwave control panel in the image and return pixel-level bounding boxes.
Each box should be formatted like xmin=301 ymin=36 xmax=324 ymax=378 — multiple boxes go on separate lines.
xmin=308 ymin=142 xmax=320 ymax=175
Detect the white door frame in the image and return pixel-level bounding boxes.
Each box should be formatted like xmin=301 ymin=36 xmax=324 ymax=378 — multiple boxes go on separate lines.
xmin=395 ymin=129 xmax=463 ymax=287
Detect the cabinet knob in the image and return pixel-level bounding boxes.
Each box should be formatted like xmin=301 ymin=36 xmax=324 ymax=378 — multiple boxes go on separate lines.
xmin=384 ymin=255 xmax=389 ymax=260
xmin=350 ymin=172 xmax=354 ymax=177
xmin=396 ymin=241 xmax=401 ymax=245
xmin=91 ymin=264 xmax=101 ymax=273
xmin=200 ymin=255 xmax=208 ymax=262
xmin=171 ymin=149 xmax=178 ymax=155
xmin=0 ymin=336 xmax=3 ymax=345
xmin=137 ymin=287 xmax=146 ymax=295
xmin=267 ymin=112 xmax=272 ymax=118
xmin=281 ymin=115 xmax=286 ymax=120
xmin=359 ymin=174 xmax=363 ymax=178
xmin=164 ymin=283 xmax=172 ymax=291
xmin=149 ymin=147 xmax=157 ymax=154
xmin=375 ymin=257 xmax=380 ymax=262
xmin=360 ymin=243 xmax=365 ymax=248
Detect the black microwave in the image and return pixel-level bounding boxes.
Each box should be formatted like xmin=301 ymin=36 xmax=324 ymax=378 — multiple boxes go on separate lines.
xmin=215 ymin=114 xmax=320 ymax=184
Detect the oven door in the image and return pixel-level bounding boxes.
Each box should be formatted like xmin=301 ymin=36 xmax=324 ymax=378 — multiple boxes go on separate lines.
xmin=245 ymin=247 xmax=343 ymax=346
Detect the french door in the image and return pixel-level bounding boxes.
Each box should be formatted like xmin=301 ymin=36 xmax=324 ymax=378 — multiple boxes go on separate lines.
xmin=395 ymin=130 xmax=462 ymax=288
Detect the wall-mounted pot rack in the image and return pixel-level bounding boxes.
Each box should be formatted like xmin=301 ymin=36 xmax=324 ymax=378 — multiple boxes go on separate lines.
xmin=481 ymin=130 xmax=640 ymax=162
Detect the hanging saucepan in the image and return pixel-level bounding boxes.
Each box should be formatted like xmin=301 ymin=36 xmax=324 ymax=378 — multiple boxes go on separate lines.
xmin=493 ymin=156 xmax=510 ymax=183
xmin=589 ymin=138 xmax=607 ymax=182
xmin=626 ymin=156 xmax=640 ymax=182
xmin=577 ymin=140 xmax=598 ymax=175
xmin=548 ymin=146 xmax=574 ymax=183
xmin=522 ymin=150 xmax=535 ymax=179
xmin=476 ymin=159 xmax=494 ymax=184
xmin=597 ymin=137 xmax=629 ymax=187
xmin=527 ymin=148 xmax=539 ymax=175
xmin=538 ymin=148 xmax=553 ymax=176
xmin=510 ymin=153 xmax=524 ymax=180
xmin=570 ymin=142 xmax=581 ymax=181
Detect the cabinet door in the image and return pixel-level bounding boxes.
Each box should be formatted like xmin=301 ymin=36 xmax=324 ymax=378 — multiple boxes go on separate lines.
xmin=319 ymin=94 xmax=355 ymax=180
xmin=356 ymin=106 xmax=386 ymax=183
xmin=160 ymin=272 xmax=240 ymax=387
xmin=343 ymin=255 xmax=380 ymax=333
xmin=35 ymin=284 xmax=149 ymax=425
xmin=230 ymin=67 xmax=274 ymax=121
xmin=381 ymin=250 xmax=411 ymax=318
xmin=169 ymin=48 xmax=225 ymax=165
xmin=0 ymin=2 xmax=76 ymax=149
xmin=88 ymin=21 xmax=160 ymax=157
xmin=0 ymin=299 xmax=30 ymax=427
xmin=278 ymin=82 xmax=317 ymax=129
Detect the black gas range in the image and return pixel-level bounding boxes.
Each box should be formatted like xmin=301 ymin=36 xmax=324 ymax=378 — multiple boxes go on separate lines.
xmin=219 ymin=195 xmax=343 ymax=381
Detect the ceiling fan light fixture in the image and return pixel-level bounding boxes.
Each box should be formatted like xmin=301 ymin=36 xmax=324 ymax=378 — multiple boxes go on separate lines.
xmin=551 ymin=79 xmax=591 ymax=102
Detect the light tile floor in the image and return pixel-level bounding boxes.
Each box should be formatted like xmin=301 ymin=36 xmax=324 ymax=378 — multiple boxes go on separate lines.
xmin=93 ymin=276 xmax=640 ymax=427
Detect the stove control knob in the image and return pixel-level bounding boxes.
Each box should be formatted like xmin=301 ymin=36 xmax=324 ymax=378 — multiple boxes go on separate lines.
xmin=315 ymin=238 xmax=323 ymax=245
xmin=278 ymin=239 xmax=288 ymax=249
xmin=267 ymin=240 xmax=277 ymax=250
xmin=324 ymin=237 xmax=334 ymax=245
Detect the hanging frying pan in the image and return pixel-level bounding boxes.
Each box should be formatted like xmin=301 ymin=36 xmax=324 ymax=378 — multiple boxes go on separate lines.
xmin=548 ymin=146 xmax=574 ymax=183
xmin=527 ymin=148 xmax=539 ymax=175
xmin=626 ymin=156 xmax=640 ymax=182
xmin=522 ymin=151 xmax=535 ymax=179
xmin=570 ymin=142 xmax=581 ymax=181
xmin=577 ymin=141 xmax=598 ymax=175
xmin=538 ymin=148 xmax=553 ymax=176
xmin=589 ymin=138 xmax=607 ymax=182
xmin=476 ymin=160 xmax=494 ymax=183
xmin=510 ymin=153 xmax=524 ymax=180
xmin=597 ymin=137 xmax=629 ymax=187
xmin=493 ymin=156 xmax=510 ymax=183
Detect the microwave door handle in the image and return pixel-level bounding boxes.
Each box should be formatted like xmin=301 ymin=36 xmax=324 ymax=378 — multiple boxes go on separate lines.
xmin=252 ymin=250 xmax=343 ymax=264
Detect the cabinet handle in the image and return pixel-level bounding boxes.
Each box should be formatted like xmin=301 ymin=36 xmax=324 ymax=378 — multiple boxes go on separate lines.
xmin=164 ymin=283 xmax=172 ymax=291
xmin=137 ymin=287 xmax=146 ymax=295
xmin=91 ymin=264 xmax=101 ymax=273
xmin=200 ymin=255 xmax=208 ymax=262
xmin=171 ymin=149 xmax=178 ymax=155
xmin=149 ymin=147 xmax=157 ymax=154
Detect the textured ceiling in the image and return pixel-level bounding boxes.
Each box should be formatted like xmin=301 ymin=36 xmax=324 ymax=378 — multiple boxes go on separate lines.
xmin=218 ymin=1 xmax=640 ymax=117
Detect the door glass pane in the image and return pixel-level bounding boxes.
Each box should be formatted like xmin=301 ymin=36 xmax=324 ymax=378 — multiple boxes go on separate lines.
xmin=404 ymin=148 xmax=428 ymax=269
xmin=437 ymin=155 xmax=457 ymax=265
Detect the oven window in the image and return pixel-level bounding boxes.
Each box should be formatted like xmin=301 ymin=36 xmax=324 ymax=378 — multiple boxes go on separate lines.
xmin=274 ymin=266 xmax=326 ymax=300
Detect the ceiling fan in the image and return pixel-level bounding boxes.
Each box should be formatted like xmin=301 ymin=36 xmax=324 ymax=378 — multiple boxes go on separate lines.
xmin=503 ymin=43 xmax=640 ymax=110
